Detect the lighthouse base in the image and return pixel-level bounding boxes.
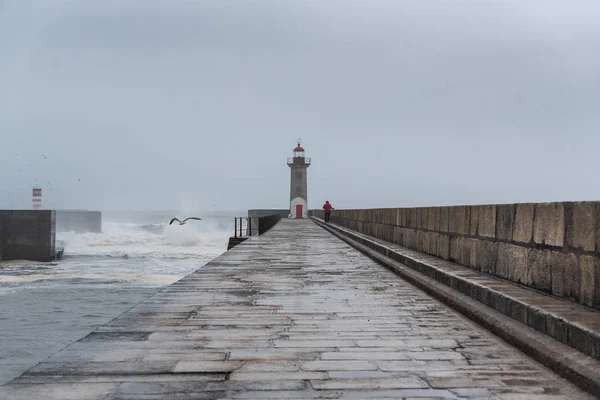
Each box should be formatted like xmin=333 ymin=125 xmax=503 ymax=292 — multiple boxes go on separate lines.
xmin=290 ymin=197 xmax=308 ymax=219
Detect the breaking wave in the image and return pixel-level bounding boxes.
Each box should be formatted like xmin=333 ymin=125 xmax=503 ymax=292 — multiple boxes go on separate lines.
xmin=57 ymin=219 xmax=231 ymax=259
xmin=1 ymin=215 xmax=235 ymax=289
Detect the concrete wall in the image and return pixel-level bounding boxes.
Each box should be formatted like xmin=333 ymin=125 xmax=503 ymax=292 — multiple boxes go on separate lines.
xmin=56 ymin=210 xmax=102 ymax=233
xmin=247 ymin=209 xmax=290 ymax=235
xmin=0 ymin=210 xmax=56 ymax=262
xmin=312 ymin=202 xmax=600 ymax=310
xmin=257 ymin=214 xmax=283 ymax=235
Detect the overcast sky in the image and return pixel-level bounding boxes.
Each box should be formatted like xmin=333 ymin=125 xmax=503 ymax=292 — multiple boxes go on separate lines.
xmin=1 ymin=0 xmax=599 ymax=212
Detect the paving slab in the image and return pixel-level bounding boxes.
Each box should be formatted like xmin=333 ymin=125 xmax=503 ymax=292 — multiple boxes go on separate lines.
xmin=315 ymin=218 xmax=600 ymax=360
xmin=0 ymin=220 xmax=595 ymax=399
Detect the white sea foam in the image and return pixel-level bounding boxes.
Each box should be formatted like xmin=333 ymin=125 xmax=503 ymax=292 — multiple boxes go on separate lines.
xmin=1 ymin=215 xmax=233 ymax=289
xmin=57 ymin=218 xmax=230 ymax=259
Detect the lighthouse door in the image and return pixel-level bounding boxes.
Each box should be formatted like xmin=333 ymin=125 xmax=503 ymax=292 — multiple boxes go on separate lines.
xmin=295 ymin=204 xmax=303 ymax=219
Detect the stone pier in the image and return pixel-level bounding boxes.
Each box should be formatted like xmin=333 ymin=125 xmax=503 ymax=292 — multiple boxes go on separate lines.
xmin=0 ymin=220 xmax=596 ymax=399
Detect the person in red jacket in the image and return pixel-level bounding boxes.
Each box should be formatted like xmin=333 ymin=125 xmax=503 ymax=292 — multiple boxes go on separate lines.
xmin=323 ymin=201 xmax=332 ymax=222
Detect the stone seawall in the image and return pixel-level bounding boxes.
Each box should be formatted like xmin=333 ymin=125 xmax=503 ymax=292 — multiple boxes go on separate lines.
xmin=2 ymin=219 xmax=596 ymax=399
xmin=312 ymin=202 xmax=600 ymax=310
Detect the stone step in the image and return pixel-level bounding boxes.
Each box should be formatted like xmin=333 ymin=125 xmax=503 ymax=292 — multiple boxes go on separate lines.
xmin=312 ymin=217 xmax=600 ymax=361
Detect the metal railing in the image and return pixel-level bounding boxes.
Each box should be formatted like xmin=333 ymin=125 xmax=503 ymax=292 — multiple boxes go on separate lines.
xmin=287 ymin=157 xmax=311 ymax=165
xmin=233 ymin=217 xmax=251 ymax=238
xmin=232 ymin=214 xmax=282 ymax=238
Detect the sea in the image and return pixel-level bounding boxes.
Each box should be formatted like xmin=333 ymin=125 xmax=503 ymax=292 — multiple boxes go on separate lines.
xmin=0 ymin=210 xmax=237 ymax=385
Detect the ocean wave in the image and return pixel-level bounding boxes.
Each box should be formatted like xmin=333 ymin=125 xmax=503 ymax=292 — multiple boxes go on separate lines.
xmin=56 ymin=218 xmax=230 ymax=259
xmin=137 ymin=223 xmax=164 ymax=234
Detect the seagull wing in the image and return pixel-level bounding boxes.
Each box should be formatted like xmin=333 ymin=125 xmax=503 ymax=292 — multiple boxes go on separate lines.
xmin=182 ymin=217 xmax=202 ymax=223
xmin=169 ymin=218 xmax=181 ymax=225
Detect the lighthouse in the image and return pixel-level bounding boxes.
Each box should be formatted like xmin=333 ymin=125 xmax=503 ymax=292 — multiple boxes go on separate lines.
xmin=287 ymin=142 xmax=311 ymax=219
xmin=32 ymin=187 xmax=42 ymax=210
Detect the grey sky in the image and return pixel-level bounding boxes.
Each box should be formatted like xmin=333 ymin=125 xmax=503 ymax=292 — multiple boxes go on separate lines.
xmin=1 ymin=0 xmax=599 ymax=211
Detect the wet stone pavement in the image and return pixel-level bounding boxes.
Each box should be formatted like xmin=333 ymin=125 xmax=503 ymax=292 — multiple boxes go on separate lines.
xmin=1 ymin=220 xmax=595 ymax=399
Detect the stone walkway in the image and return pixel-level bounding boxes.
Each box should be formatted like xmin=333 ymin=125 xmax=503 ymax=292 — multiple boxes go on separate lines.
xmin=0 ymin=220 xmax=594 ymax=399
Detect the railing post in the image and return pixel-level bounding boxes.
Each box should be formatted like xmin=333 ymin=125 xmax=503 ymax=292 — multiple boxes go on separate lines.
xmin=239 ymin=218 xmax=243 ymax=237
xmin=234 ymin=218 xmax=238 ymax=238
xmin=249 ymin=218 xmax=252 ymax=236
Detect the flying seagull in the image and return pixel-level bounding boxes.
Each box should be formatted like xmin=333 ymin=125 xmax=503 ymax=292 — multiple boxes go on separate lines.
xmin=169 ymin=217 xmax=202 ymax=225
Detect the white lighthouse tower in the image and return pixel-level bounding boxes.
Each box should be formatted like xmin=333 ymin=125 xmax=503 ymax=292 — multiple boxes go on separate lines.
xmin=287 ymin=142 xmax=310 ymax=219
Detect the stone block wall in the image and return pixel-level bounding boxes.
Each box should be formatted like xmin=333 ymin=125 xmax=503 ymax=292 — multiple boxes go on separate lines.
xmin=312 ymin=202 xmax=600 ymax=310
